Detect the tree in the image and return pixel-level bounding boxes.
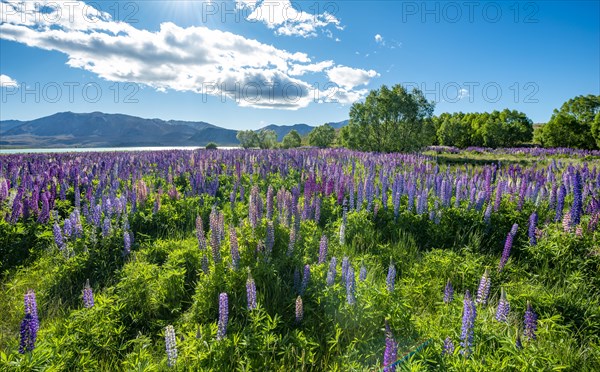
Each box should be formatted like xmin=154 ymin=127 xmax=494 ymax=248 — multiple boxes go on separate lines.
xmin=308 ymin=124 xmax=336 ymax=148
xmin=340 ymin=84 xmax=435 ymax=153
xmin=257 ymin=129 xmax=277 ymax=149
xmin=478 ymin=110 xmax=533 ymax=148
xmin=205 ymin=142 xmax=218 ymax=150
xmin=282 ymin=130 xmax=302 ymax=149
xmin=436 ymin=113 xmax=475 ymax=148
xmin=538 ymin=95 xmax=599 ymax=149
xmin=237 ymin=130 xmax=258 ymax=149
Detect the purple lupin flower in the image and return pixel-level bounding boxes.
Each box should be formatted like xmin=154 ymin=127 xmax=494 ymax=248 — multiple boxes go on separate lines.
xmin=495 ymin=287 xmax=510 ymax=322
xmin=38 ymin=192 xmax=50 ymax=223
xmin=570 ymin=171 xmax=582 ymax=226
xmin=266 ymin=185 xmax=274 ymax=220
xmin=217 ymin=293 xmax=229 ymax=340
xmin=562 ymin=212 xmax=572 ymax=232
xmin=230 ymin=227 xmax=240 ymax=270
xmin=246 ymin=273 xmax=257 ymax=310
xmin=499 ymin=224 xmax=518 ymax=271
xmin=164 ymin=325 xmax=177 ymax=367
xmin=53 ymin=221 xmax=65 ymax=251
xmin=19 ymin=290 xmax=39 ymax=354
xmin=346 ymin=266 xmax=356 ymax=305
xmin=102 ymin=216 xmax=111 ymax=238
xmin=196 ymin=215 xmax=207 ymax=251
xmin=318 ymin=234 xmax=328 ymax=264
xmin=386 ymin=261 xmax=396 ymax=292
xmin=555 ymin=184 xmax=566 ymax=222
xmin=341 ymin=257 xmax=350 ymax=285
xmin=359 ymin=265 xmax=367 ymax=281
xmin=326 ymin=257 xmax=337 ymax=286
xmin=339 ymin=219 xmax=346 ymax=246
xmin=300 ymin=264 xmax=310 ymax=295
xmin=443 ymin=278 xmax=454 ymax=304
xmin=442 ymin=336 xmax=455 ymax=356
xmin=82 ymin=279 xmax=94 ymax=308
xmin=287 ymin=227 xmax=296 ymax=257
xmin=383 ymin=321 xmax=397 ymax=371
xmin=476 ymin=269 xmax=491 ymax=306
xmin=295 ymin=296 xmax=303 ymax=323
xmin=201 ymin=254 xmax=209 ymax=275
xmin=123 ymin=230 xmax=131 ymax=256
xmin=524 ymin=301 xmax=537 ymax=341
xmin=528 ymin=211 xmax=538 ymax=246
xmin=460 ymin=290 xmax=476 ymax=357
xmin=265 ymin=221 xmax=274 ymax=258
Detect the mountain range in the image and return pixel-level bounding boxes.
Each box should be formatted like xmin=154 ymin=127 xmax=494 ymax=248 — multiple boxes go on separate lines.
xmin=0 ymin=112 xmax=348 ymax=148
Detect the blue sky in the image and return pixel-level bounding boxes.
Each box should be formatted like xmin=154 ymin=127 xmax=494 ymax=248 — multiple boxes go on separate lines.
xmin=1 ymin=0 xmax=598 ymax=129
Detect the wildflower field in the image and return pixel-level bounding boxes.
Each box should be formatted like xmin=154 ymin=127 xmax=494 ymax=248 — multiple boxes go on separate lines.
xmin=0 ymin=148 xmax=599 ymax=371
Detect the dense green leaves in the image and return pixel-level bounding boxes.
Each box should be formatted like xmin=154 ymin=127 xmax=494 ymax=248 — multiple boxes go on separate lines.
xmin=341 ymin=84 xmax=436 ymax=153
xmin=538 ymin=94 xmax=600 ymax=149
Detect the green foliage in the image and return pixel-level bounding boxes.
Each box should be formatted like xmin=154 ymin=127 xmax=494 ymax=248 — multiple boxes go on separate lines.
xmin=282 ymin=129 xmax=302 ymax=149
xmin=205 ymin=142 xmax=218 ymax=150
xmin=308 ymin=124 xmax=336 ymax=148
xmin=537 ymin=94 xmax=600 ymax=149
xmin=434 ymin=109 xmax=533 ymax=148
xmin=1 ymin=151 xmax=599 ymax=371
xmin=236 ymin=130 xmax=259 ymax=149
xmin=257 ymin=129 xmax=277 ymax=149
xmin=341 ymin=84 xmax=435 ymax=152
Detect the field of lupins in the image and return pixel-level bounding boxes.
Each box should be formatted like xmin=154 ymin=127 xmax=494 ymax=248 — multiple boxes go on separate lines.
xmin=0 ymin=148 xmax=599 ymax=370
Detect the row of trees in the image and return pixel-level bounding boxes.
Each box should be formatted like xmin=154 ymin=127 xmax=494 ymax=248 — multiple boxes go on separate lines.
xmin=236 ymin=124 xmax=336 ymax=150
xmin=434 ymin=109 xmax=533 ymax=148
xmin=237 ymin=85 xmax=598 ymax=152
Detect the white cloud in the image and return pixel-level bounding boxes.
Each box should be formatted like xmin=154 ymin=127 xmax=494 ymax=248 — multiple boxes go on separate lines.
xmin=375 ymin=34 xmax=383 ymax=44
xmin=288 ymin=60 xmax=334 ymax=76
xmin=237 ymin=0 xmax=343 ymax=38
xmin=0 ymin=0 xmax=376 ymax=109
xmin=0 ymin=74 xmax=18 ymax=88
xmin=326 ymin=66 xmax=379 ymax=90
xmin=458 ymin=88 xmax=469 ymax=99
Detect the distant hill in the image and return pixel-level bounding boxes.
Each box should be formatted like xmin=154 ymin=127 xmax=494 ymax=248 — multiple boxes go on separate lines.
xmin=0 ymin=112 xmax=348 ymax=148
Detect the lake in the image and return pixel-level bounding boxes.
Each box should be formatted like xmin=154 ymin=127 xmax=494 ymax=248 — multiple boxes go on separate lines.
xmin=0 ymin=146 xmax=239 ymax=154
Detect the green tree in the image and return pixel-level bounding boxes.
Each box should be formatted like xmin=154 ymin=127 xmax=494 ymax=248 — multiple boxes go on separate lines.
xmin=593 ymin=111 xmax=600 ymax=148
xmin=205 ymin=142 xmax=218 ymax=150
xmin=282 ymin=130 xmax=302 ymax=149
xmin=236 ymin=130 xmax=258 ymax=149
xmin=539 ymin=95 xmax=599 ymax=149
xmin=478 ymin=110 xmax=533 ymax=148
xmin=257 ymin=129 xmax=277 ymax=149
xmin=340 ymin=84 xmax=435 ymax=153
xmin=436 ymin=113 xmax=475 ymax=148
xmin=308 ymin=124 xmax=336 ymax=148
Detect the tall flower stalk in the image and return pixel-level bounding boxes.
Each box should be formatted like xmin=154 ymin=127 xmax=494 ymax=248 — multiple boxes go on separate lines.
xmin=246 ymin=272 xmax=257 ymax=311
xmin=217 ymin=293 xmax=229 ymax=340
xmin=82 ymin=279 xmax=94 ymax=308
xmin=495 ymin=287 xmax=510 ymax=322
xmin=19 ymin=290 xmax=39 ymax=354
xmin=443 ymin=279 xmax=454 ymax=304
xmin=499 ymin=224 xmax=518 ymax=271
xmin=460 ymin=290 xmax=476 ymax=357
xmin=164 ymin=325 xmax=177 ymax=367
xmin=476 ymin=269 xmax=491 ymax=306
xmin=524 ymin=301 xmax=538 ymax=341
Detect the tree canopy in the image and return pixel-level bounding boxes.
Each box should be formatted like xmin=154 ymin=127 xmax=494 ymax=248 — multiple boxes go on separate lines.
xmin=340 ymin=84 xmax=435 ymax=153
xmin=282 ymin=130 xmax=302 ymax=149
xmin=308 ymin=124 xmax=336 ymax=148
xmin=538 ymin=95 xmax=599 ymax=149
xmin=236 ymin=130 xmax=259 ymax=149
